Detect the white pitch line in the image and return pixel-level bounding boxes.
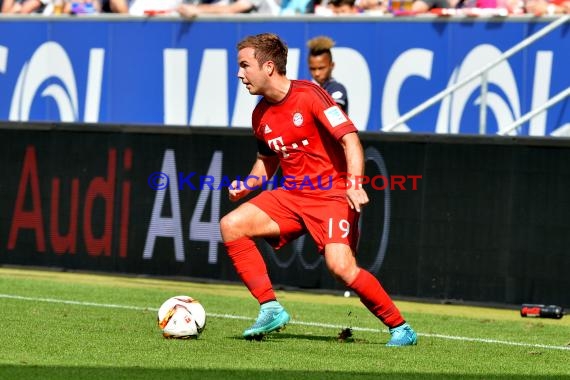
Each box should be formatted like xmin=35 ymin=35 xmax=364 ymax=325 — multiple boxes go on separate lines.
xmin=1 ymin=293 xmax=569 ymax=351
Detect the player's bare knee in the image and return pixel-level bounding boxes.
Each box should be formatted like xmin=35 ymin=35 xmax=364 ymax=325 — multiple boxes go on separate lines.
xmin=328 ymin=262 xmax=359 ymax=286
xmin=220 ymin=213 xmax=245 ymax=241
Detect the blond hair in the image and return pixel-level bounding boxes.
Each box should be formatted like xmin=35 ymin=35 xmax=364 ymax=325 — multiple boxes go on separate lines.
xmin=307 ymin=36 xmax=336 ymax=56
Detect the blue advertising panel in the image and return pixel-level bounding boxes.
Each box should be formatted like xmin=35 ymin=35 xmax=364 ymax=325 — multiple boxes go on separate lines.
xmin=0 ymin=17 xmax=568 ymax=135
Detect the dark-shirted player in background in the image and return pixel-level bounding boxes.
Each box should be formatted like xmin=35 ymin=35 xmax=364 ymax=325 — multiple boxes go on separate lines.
xmin=220 ymin=32 xmax=417 ymax=346
xmin=307 ymin=36 xmax=349 ymax=114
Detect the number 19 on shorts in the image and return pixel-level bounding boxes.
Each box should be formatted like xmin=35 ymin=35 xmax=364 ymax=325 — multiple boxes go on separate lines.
xmin=328 ymin=218 xmax=350 ymax=239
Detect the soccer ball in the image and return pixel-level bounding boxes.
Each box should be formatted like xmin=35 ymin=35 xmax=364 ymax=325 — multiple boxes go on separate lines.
xmin=157 ymin=295 xmax=206 ymax=339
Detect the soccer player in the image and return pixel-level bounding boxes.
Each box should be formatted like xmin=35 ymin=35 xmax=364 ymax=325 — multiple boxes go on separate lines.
xmin=220 ymin=33 xmax=417 ymax=346
xmin=307 ymin=36 xmax=349 ymax=114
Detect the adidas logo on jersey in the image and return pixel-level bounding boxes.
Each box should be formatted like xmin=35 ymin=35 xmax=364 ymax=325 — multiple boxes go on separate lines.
xmin=264 ymin=125 xmax=272 ymax=134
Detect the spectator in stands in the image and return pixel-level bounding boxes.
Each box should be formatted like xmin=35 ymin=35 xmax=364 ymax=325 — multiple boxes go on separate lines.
xmin=2 ymin=0 xmax=100 ymax=14
xmin=411 ymin=0 xmax=454 ymax=13
xmin=307 ymin=36 xmax=349 ymax=114
xmin=525 ymin=0 xmax=569 ymax=14
xmin=177 ymin=0 xmax=280 ymax=16
xmin=128 ymin=0 xmax=182 ymax=15
xmin=2 ymin=0 xmax=49 ymax=13
xmin=101 ymin=0 xmax=130 ymax=12
xmin=66 ymin=0 xmax=100 ymax=14
xmin=280 ymin=0 xmax=314 ymax=14
xmin=410 ymin=0 xmax=525 ymax=14
xmin=328 ymin=0 xmax=359 ymax=12
xmin=314 ymin=0 xmax=386 ymax=14
xmin=356 ymin=0 xmax=387 ymax=12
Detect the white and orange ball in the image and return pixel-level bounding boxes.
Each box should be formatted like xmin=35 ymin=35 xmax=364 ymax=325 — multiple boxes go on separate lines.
xmin=157 ymin=296 xmax=206 ymax=339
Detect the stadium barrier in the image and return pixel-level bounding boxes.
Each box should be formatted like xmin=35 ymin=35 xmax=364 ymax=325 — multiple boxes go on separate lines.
xmin=1 ymin=122 xmax=569 ymax=307
xmin=0 ymin=16 xmax=568 ymax=135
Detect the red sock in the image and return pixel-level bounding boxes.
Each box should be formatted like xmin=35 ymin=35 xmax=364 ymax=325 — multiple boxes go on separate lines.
xmin=348 ymin=269 xmax=405 ymax=328
xmin=224 ymin=237 xmax=276 ymax=304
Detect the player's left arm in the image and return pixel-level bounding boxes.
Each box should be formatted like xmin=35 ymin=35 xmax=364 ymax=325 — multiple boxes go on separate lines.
xmin=340 ymin=132 xmax=369 ymax=213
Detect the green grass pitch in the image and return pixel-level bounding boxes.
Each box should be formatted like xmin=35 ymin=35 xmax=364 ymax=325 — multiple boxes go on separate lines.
xmin=0 ymin=267 xmax=569 ymax=380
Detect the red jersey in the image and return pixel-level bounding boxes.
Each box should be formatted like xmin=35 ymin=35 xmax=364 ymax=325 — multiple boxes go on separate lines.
xmin=252 ymin=80 xmax=357 ymax=192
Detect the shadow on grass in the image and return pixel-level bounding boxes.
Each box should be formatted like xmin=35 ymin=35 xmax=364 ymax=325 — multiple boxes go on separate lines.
xmin=267 ymin=332 xmax=380 ymax=344
xmin=227 ymin=331 xmax=379 ymax=344
xmin=0 ymin=366 xmax=568 ymax=380
xmin=228 ymin=333 xmax=358 ymax=342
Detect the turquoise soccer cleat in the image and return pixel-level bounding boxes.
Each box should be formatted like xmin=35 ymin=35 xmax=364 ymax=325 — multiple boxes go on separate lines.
xmin=386 ymin=322 xmax=418 ymax=347
xmin=243 ymin=301 xmax=290 ymax=340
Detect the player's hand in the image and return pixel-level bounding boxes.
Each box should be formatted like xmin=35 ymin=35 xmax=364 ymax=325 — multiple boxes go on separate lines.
xmin=346 ymin=188 xmax=369 ymax=213
xmin=228 ymin=180 xmax=250 ymax=202
xmin=177 ymin=4 xmax=199 ymax=18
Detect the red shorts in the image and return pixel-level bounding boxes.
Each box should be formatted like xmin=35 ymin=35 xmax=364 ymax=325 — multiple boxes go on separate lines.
xmin=248 ymin=188 xmax=360 ymax=253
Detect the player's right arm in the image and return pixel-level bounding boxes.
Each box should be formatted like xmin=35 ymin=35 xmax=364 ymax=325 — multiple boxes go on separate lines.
xmin=229 ymin=150 xmax=280 ymax=202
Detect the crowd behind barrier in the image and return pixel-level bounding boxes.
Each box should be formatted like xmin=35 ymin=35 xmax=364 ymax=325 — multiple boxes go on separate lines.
xmin=0 ymin=0 xmax=568 ymax=16
xmin=0 ymin=17 xmax=566 ymax=134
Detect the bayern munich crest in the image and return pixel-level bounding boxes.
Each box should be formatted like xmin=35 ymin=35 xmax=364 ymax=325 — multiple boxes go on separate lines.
xmin=293 ymin=112 xmax=303 ymax=127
